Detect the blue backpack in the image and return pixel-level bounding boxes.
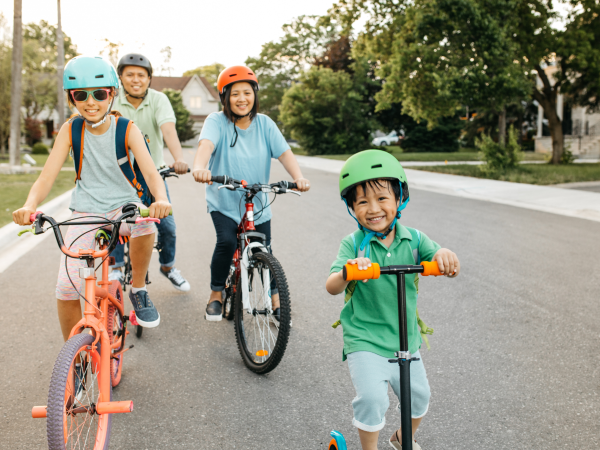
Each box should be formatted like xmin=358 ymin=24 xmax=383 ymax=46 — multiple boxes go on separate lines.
xmin=332 ymin=227 xmax=435 ymax=348
xmin=69 ymin=114 xmax=153 ymax=206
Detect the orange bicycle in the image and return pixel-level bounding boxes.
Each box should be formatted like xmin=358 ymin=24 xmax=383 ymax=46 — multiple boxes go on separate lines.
xmin=23 ymin=203 xmax=158 ymax=449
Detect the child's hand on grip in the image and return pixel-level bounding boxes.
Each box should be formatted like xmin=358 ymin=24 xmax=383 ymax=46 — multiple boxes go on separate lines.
xmin=13 ymin=206 xmax=36 ymax=226
xmin=149 ymin=200 xmax=172 ymax=219
xmin=347 ymin=257 xmax=372 ymax=283
xmin=432 ymin=248 xmax=460 ymax=277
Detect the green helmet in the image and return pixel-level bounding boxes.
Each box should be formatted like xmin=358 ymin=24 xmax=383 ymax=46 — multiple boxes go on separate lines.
xmin=339 ymin=149 xmax=408 ymax=198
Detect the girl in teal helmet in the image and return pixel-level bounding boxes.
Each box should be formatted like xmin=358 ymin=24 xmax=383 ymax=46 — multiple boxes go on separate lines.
xmin=13 ymin=55 xmax=173 ymax=342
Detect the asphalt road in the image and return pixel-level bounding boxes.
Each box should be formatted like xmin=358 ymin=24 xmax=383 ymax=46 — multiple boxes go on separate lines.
xmin=1 ymin=151 xmax=600 ymax=449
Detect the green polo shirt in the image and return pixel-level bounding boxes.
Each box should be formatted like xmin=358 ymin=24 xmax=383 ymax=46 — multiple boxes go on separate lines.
xmin=330 ymin=224 xmax=440 ymax=360
xmin=113 ymin=87 xmax=176 ymax=169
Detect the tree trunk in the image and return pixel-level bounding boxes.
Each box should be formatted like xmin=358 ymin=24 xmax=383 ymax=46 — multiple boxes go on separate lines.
xmin=547 ymin=110 xmax=564 ymax=164
xmin=8 ymin=0 xmax=22 ymax=167
xmin=498 ymin=108 xmax=507 ymax=146
xmin=56 ymin=0 xmax=65 ymax=129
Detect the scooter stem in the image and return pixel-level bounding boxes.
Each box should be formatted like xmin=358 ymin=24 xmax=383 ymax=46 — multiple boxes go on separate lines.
xmin=396 ymin=272 xmax=413 ymax=450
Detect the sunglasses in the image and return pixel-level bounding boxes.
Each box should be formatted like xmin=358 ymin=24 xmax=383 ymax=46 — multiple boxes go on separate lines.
xmin=70 ymin=89 xmax=112 ymax=103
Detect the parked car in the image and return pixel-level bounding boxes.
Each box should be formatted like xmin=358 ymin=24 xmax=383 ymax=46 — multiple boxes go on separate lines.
xmin=372 ymin=130 xmax=401 ymax=146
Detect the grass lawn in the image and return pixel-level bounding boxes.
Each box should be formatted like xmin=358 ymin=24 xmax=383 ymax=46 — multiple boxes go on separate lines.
xmin=0 ymin=171 xmax=74 ymax=227
xmin=410 ymin=163 xmax=600 ymax=185
xmin=317 ymin=148 xmax=546 ymax=162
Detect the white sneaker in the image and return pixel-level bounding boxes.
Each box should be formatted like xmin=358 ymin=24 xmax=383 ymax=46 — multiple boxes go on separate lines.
xmin=160 ymin=267 xmax=191 ymax=292
xmin=108 ymin=270 xmax=124 ymax=283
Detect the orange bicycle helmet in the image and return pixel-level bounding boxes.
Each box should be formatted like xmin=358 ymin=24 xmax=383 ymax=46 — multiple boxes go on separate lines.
xmin=217 ymin=65 xmax=259 ymax=101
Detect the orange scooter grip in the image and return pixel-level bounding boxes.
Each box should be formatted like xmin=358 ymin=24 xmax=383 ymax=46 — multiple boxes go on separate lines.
xmin=420 ymin=261 xmax=442 ymax=276
xmin=343 ymin=263 xmax=381 ymax=281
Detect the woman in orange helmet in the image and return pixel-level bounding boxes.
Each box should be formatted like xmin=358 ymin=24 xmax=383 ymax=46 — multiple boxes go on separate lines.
xmin=192 ymin=65 xmax=310 ymax=321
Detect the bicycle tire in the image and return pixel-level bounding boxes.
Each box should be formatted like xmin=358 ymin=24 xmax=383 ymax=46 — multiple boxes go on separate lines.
xmin=223 ymin=267 xmax=235 ymax=320
xmin=135 ymin=325 xmax=143 ymax=338
xmin=47 ymin=333 xmax=112 ymax=450
xmin=233 ymin=251 xmax=291 ymax=374
xmin=107 ymin=280 xmax=124 ymax=387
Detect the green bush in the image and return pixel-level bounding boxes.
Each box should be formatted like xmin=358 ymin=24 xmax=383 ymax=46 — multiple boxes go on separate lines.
xmin=477 ymin=126 xmax=522 ymax=173
xmin=400 ymin=117 xmax=462 ymax=153
xmin=31 ymin=142 xmax=49 ymax=154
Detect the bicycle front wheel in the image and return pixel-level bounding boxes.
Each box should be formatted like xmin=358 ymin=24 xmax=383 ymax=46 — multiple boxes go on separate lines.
xmin=108 ymin=280 xmax=124 ymax=387
xmin=234 ymin=251 xmax=291 ymax=374
xmin=47 ymin=333 xmax=111 ymax=450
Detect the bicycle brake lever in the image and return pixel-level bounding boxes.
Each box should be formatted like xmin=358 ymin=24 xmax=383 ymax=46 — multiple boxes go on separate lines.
xmin=134 ymin=217 xmax=160 ymax=224
xmin=218 ymin=184 xmax=236 ymax=190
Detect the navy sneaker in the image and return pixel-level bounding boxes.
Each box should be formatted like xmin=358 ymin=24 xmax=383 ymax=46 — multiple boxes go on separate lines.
xmin=205 ymin=300 xmax=223 ymax=322
xmin=129 ymin=290 xmax=160 ymax=328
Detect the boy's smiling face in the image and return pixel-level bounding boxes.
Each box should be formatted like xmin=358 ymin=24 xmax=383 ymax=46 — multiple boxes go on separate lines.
xmin=352 ymin=179 xmax=400 ymax=234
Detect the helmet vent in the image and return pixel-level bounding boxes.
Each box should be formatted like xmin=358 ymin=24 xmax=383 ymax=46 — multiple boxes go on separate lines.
xmin=371 ymin=164 xmax=382 ymax=169
xmin=229 ymin=73 xmax=237 ymax=77
xmin=95 ymin=75 xmax=104 ymax=78
xmin=342 ymin=173 xmax=349 ymax=179
xmin=68 ymin=76 xmax=76 ymax=80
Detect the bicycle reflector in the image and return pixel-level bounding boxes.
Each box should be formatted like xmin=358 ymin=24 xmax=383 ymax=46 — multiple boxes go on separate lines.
xmin=256 ymin=350 xmax=269 ymax=357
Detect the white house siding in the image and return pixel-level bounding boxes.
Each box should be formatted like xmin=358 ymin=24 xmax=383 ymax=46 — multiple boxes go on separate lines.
xmin=180 ymin=75 xmax=219 ymax=145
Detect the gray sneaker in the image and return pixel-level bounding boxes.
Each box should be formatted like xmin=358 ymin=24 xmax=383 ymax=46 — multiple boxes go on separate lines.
xmin=160 ymin=267 xmax=190 ymax=292
xmin=129 ymin=290 xmax=160 ymax=328
xmin=205 ymin=300 xmax=223 ymax=322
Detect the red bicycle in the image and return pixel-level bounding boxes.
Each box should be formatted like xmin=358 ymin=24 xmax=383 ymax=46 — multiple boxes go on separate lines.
xmin=211 ymin=175 xmax=300 ymax=374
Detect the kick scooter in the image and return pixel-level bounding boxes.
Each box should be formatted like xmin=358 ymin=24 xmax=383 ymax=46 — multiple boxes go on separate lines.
xmin=328 ymin=260 xmax=442 ymax=450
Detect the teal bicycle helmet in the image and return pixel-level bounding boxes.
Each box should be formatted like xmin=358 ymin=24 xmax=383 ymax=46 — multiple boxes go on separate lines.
xmin=64 ymin=56 xmax=119 ymax=128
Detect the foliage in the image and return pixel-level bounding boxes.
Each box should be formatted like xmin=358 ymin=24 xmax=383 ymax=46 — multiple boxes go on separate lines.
xmin=401 ymin=116 xmax=463 ymax=153
xmin=99 ymin=39 xmax=122 ymax=67
xmin=315 ymin=35 xmax=353 ymax=73
xmin=159 ymin=46 xmax=174 ymax=76
xmin=559 ymin=147 xmax=575 ymax=164
xmin=246 ymin=15 xmax=342 ymax=127
xmin=477 ymin=126 xmax=522 ymax=172
xmin=0 ymin=14 xmax=11 ymax=155
xmin=280 ymin=66 xmax=374 ymax=155
xmin=183 ymin=63 xmax=225 ymax=90
xmin=24 ymin=118 xmax=43 ymax=146
xmin=31 ymin=142 xmax=49 ymax=154
xmin=162 ymin=89 xmax=197 ymax=142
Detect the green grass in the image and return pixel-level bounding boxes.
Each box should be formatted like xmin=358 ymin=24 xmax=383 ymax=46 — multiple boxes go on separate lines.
xmin=317 ymin=148 xmax=545 ymax=162
xmin=0 ymin=171 xmax=74 ymax=227
xmin=410 ymin=163 xmax=600 ymax=185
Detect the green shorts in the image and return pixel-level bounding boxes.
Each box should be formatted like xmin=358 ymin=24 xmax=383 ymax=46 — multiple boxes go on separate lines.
xmin=347 ymin=350 xmax=431 ymax=432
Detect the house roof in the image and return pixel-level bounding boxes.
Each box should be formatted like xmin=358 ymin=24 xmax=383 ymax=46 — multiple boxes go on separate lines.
xmin=151 ymin=75 xmax=219 ymax=101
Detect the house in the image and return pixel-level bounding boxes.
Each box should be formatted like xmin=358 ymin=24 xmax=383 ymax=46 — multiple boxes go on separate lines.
xmin=150 ymin=75 xmax=220 ymax=144
xmin=535 ymin=65 xmax=600 ymax=159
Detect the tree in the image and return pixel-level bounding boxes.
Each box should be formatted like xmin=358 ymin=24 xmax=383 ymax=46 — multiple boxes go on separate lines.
xmin=246 ymin=15 xmax=342 ymax=126
xmin=99 ymin=39 xmax=121 ymax=67
xmin=280 ymin=66 xmax=374 ymax=155
xmin=162 ymin=89 xmax=197 ymax=142
xmin=183 ymin=63 xmax=225 ymax=90
xmin=56 ymin=0 xmax=65 ymax=127
xmin=0 ymin=14 xmax=11 ymax=155
xmin=9 ymin=0 xmax=23 ymax=166
xmin=159 ymin=46 xmax=173 ymax=76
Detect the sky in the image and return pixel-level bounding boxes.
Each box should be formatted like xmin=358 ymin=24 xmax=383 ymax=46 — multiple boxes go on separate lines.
xmin=0 ymin=0 xmax=337 ymax=76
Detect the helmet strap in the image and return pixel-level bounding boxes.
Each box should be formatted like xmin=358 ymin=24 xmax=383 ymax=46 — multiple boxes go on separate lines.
xmin=82 ymin=98 xmax=114 ymax=129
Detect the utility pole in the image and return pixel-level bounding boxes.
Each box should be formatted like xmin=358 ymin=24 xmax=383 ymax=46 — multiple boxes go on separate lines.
xmin=56 ymin=0 xmax=65 ymax=128
xmin=8 ymin=0 xmax=22 ymax=167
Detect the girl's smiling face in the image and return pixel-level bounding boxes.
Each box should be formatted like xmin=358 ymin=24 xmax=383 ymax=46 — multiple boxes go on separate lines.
xmin=352 ymin=180 xmax=400 ymax=234
xmin=71 ymin=88 xmax=114 ymax=123
xmin=229 ymin=82 xmax=255 ymax=116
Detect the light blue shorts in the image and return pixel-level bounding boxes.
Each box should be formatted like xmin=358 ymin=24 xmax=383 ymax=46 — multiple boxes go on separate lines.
xmin=347 ymin=351 xmax=431 ymax=432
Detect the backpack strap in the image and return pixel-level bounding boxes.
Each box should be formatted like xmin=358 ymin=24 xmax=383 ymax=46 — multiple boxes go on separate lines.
xmin=69 ymin=117 xmax=85 ymax=182
xmin=114 ymin=117 xmax=144 ymax=199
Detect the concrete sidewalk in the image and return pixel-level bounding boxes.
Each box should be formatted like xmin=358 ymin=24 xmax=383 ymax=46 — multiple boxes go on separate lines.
xmin=296 ymin=155 xmax=600 ymax=223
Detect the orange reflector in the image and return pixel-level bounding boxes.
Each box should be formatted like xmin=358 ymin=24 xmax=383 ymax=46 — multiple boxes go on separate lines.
xmin=256 ymin=350 xmax=269 ymax=357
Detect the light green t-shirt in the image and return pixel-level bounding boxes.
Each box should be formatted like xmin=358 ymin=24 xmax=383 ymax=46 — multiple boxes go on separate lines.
xmin=330 ymin=224 xmax=441 ymax=360
xmin=113 ymin=87 xmax=176 ymax=169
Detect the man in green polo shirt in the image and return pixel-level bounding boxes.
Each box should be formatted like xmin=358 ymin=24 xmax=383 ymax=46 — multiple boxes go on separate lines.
xmin=326 ymin=150 xmax=460 ymax=450
xmin=109 ymin=53 xmax=191 ymax=292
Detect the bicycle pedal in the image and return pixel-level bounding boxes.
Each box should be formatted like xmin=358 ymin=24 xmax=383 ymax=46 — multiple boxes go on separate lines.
xmin=129 ymin=311 xmax=139 ymax=326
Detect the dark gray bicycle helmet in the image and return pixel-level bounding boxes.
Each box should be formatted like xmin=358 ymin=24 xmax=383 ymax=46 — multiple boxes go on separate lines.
xmin=117 ymin=53 xmax=153 ymax=77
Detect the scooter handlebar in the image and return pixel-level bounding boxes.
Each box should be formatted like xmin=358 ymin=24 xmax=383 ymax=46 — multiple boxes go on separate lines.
xmin=342 ymin=261 xmax=442 ymax=281
xmin=343 ymin=263 xmax=381 ymax=281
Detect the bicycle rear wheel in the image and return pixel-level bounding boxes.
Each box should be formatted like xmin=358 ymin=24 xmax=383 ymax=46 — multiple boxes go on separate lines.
xmin=47 ymin=333 xmax=112 ymax=450
xmin=222 ymin=265 xmax=235 ymax=321
xmin=108 ymin=281 xmax=124 ymax=387
xmin=233 ymin=251 xmax=291 ymax=374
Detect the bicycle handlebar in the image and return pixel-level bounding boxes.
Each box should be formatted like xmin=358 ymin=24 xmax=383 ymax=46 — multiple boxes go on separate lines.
xmin=26 ymin=203 xmax=159 ymax=259
xmin=343 ymin=261 xmax=442 ymax=281
xmin=159 ymin=166 xmax=191 ymax=179
xmin=210 ymin=175 xmax=299 ymax=194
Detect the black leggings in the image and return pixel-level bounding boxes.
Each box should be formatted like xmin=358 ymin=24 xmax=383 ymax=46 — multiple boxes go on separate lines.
xmin=209 ymin=211 xmax=272 ymax=292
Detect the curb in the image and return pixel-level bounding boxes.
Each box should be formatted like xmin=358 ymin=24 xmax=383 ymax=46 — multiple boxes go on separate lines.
xmin=0 ymin=189 xmax=74 ymax=254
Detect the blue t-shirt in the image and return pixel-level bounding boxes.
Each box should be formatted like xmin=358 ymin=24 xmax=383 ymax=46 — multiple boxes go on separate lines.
xmin=199 ymin=112 xmax=289 ymax=225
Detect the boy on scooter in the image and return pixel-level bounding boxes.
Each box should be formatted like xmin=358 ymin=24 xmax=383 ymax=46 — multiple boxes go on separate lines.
xmin=326 ymin=150 xmax=460 ymax=450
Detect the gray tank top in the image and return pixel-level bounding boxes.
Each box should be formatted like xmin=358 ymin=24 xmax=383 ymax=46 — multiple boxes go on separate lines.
xmin=70 ymin=116 xmax=141 ymax=213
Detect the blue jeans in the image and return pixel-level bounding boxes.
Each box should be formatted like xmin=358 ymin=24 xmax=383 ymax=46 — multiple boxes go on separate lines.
xmin=110 ymin=179 xmax=176 ymax=269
